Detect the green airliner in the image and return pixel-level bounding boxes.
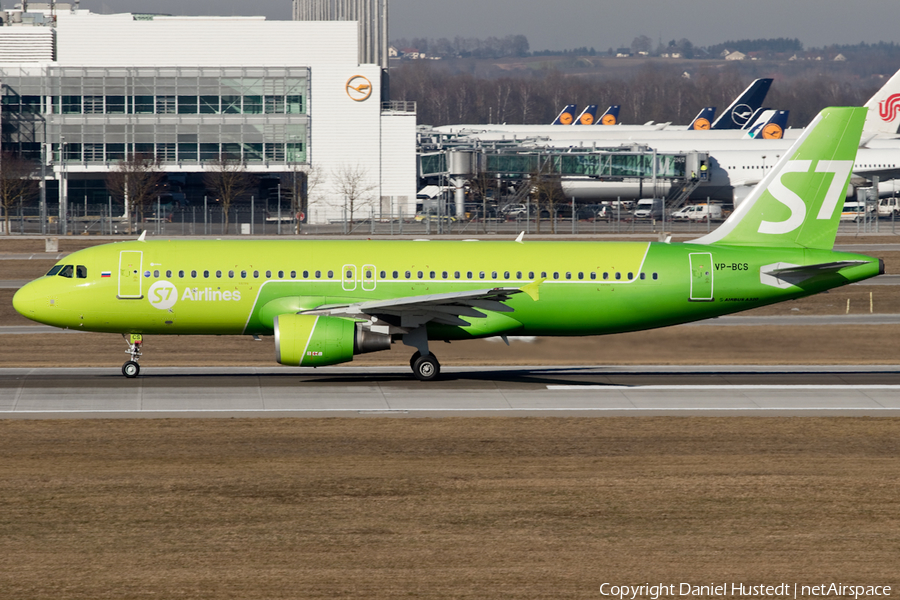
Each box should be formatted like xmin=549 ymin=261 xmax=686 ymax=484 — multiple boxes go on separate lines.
xmin=12 ymin=107 xmax=884 ymax=380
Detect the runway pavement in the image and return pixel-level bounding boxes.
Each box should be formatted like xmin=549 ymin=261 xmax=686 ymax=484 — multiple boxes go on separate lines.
xmin=2 ymin=365 xmax=900 ymax=418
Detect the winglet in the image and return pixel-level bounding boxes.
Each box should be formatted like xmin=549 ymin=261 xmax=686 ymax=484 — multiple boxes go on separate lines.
xmin=519 ymin=278 xmax=544 ymax=301
xmin=137 ymin=230 xmax=147 ymax=242
xmin=515 ymin=231 xmax=525 ymax=244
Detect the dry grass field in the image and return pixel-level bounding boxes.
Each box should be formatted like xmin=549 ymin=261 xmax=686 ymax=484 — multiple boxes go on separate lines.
xmin=1 ymin=417 xmax=898 ymax=599
xmin=2 ymin=238 xmax=900 ymax=598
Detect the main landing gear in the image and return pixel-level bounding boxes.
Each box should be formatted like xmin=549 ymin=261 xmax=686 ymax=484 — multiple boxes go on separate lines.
xmin=409 ymin=351 xmax=441 ymax=381
xmin=122 ymin=333 xmax=142 ymax=378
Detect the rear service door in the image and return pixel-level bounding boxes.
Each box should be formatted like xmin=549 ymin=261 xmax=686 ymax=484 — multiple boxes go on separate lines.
xmin=689 ymin=252 xmax=713 ymax=302
xmin=118 ymin=251 xmax=143 ymax=299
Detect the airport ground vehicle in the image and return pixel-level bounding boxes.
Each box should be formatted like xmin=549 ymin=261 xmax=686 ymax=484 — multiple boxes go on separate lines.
xmin=632 ymin=199 xmax=664 ymax=219
xmin=878 ymin=197 xmax=900 ymax=218
xmin=840 ymin=202 xmax=875 ymax=221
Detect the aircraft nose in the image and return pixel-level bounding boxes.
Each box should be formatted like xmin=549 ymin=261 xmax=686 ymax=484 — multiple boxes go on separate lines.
xmin=12 ymin=282 xmax=39 ymax=321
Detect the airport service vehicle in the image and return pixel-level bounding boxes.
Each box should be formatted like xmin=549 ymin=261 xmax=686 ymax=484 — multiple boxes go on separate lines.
xmin=13 ymin=108 xmax=883 ymax=381
xmin=632 ymin=198 xmax=664 ymax=219
xmin=840 ymin=202 xmax=873 ymax=222
xmin=878 ymin=197 xmax=900 ymax=218
xmin=687 ymin=204 xmax=725 ymax=222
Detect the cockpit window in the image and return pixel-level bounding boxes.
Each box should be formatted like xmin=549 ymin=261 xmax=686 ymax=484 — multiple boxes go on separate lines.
xmin=46 ymin=265 xmax=63 ymax=277
xmin=76 ymin=265 xmax=87 ymax=279
xmin=58 ymin=265 xmax=74 ymax=278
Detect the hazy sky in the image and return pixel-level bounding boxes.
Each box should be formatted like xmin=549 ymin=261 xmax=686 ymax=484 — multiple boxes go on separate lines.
xmin=80 ymin=0 xmax=898 ymax=51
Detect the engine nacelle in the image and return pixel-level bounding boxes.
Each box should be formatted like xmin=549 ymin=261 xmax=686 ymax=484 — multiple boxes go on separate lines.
xmin=274 ymin=314 xmax=391 ymax=367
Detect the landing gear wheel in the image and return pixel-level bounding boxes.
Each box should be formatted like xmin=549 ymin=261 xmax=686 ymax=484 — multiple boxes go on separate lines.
xmin=409 ymin=351 xmax=421 ymax=369
xmin=122 ymin=360 xmax=140 ymax=378
xmin=411 ymin=354 xmax=440 ymax=381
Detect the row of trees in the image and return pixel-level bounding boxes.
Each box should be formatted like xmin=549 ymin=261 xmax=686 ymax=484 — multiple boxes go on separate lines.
xmin=393 ymin=61 xmax=880 ymax=127
xmin=0 ymin=151 xmax=381 ymax=235
xmin=393 ymin=34 xmax=900 ymax=63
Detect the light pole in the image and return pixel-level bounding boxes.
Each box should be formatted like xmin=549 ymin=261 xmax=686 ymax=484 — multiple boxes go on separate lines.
xmin=59 ymin=134 xmax=67 ymax=235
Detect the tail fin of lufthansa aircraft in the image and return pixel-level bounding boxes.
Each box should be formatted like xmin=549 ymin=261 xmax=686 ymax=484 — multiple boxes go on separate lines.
xmin=687 ymin=107 xmax=716 ymax=130
xmin=552 ymin=104 xmax=578 ymax=125
xmin=574 ymin=104 xmax=599 ymax=125
xmin=711 ymin=78 xmax=774 ymax=130
xmin=863 ymin=68 xmax=900 ymax=135
xmin=597 ymin=105 xmax=621 ymax=125
xmin=744 ymin=110 xmax=789 ymax=139
xmin=694 ymin=106 xmax=866 ymax=250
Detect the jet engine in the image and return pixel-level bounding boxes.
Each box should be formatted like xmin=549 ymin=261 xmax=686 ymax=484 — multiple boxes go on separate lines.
xmin=274 ymin=314 xmax=391 ymax=367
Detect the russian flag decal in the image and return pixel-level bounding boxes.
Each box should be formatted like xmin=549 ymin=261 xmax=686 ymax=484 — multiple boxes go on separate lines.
xmin=101 ymin=271 xmax=111 ymax=278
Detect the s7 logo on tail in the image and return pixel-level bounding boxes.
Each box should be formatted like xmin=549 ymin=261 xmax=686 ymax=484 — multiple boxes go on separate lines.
xmin=758 ymin=160 xmax=854 ymax=235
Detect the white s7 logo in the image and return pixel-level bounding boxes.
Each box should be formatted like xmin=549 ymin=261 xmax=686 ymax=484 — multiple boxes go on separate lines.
xmin=758 ymin=160 xmax=854 ymax=235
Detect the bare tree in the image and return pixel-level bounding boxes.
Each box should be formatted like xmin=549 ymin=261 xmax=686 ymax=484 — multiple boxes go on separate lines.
xmin=106 ymin=153 xmax=163 ymax=234
xmin=204 ymin=156 xmax=255 ymax=234
xmin=284 ymin=163 xmax=323 ymax=234
xmin=331 ymin=164 xmax=377 ymax=226
xmin=0 ymin=152 xmax=38 ymax=235
xmin=529 ymin=156 xmax=565 ymax=234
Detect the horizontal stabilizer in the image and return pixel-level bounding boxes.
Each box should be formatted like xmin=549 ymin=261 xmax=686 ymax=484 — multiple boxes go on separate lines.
xmin=761 ymin=260 xmax=869 ymax=288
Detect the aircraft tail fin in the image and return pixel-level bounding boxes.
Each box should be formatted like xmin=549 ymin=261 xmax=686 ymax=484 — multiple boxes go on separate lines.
xmin=687 ymin=107 xmax=716 ymax=130
xmin=863 ymin=68 xmax=900 ymax=135
xmin=693 ymin=107 xmax=866 ymax=250
xmin=574 ymin=104 xmax=599 ymax=125
xmin=597 ymin=105 xmax=620 ymax=125
xmin=744 ymin=110 xmax=789 ymax=139
xmin=711 ymin=78 xmax=773 ymax=130
xmin=552 ymin=104 xmax=578 ymax=125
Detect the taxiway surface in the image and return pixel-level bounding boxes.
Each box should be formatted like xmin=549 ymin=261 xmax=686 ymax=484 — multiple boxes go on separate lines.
xmin=2 ymin=365 xmax=900 ymax=418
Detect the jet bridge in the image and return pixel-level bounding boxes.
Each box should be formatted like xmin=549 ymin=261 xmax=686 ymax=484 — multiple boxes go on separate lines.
xmin=417 ymin=137 xmax=707 ymax=214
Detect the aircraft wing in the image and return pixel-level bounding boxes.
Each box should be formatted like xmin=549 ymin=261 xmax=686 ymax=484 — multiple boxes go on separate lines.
xmin=302 ymin=287 xmax=524 ymax=327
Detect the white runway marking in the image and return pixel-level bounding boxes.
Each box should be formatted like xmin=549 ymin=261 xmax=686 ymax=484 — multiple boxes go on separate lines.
xmin=547 ymin=384 xmax=900 ymax=390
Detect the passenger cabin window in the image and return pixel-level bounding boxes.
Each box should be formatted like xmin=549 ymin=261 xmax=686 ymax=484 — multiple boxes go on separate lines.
xmin=266 ymin=271 xmax=272 ymax=278
xmin=229 ymin=270 xmax=234 ymax=278
xmin=290 ymin=271 xmax=296 ymax=279
xmin=652 ymin=273 xmax=659 ymax=280
xmin=191 ymin=270 xmax=198 ymax=278
xmin=590 ymin=272 xmax=597 ymax=280
xmin=327 ymin=270 xmax=333 ymax=278
xmin=627 ymin=272 xmax=633 ymax=280
xmin=303 ymin=271 xmax=309 ymax=278
xmin=203 ymin=270 xmax=210 ymax=278
xmin=240 ymin=270 xmax=247 ymax=278
xmin=315 ymin=270 xmax=321 ymax=279
xmin=216 ymin=270 xmax=222 ymax=278
xmin=179 ymin=270 xmax=185 ymax=278
xmin=528 ymin=272 xmax=534 ymax=279
xmin=553 ymin=272 xmax=559 ymax=280
xmin=253 ymin=270 xmax=259 ymax=278
xmin=153 ymin=270 xmax=159 ymax=278
xmin=278 ymin=271 xmax=284 ymax=278
xmin=166 ymin=270 xmax=172 ymax=278
xmin=58 ymin=265 xmax=74 ymax=278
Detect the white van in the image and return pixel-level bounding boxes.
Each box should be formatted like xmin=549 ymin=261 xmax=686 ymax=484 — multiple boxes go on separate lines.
xmin=878 ymin=197 xmax=900 ymax=218
xmin=633 ymin=198 xmax=663 ymax=219
xmin=687 ymin=203 xmax=724 ymax=222
xmin=671 ymin=205 xmax=696 ymax=221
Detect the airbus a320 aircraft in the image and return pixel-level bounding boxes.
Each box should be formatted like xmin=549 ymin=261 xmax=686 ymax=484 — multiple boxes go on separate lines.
xmin=13 ymin=107 xmax=883 ymax=380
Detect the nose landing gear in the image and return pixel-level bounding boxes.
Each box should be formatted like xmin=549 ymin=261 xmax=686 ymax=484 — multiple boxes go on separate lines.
xmin=122 ymin=333 xmax=143 ymax=378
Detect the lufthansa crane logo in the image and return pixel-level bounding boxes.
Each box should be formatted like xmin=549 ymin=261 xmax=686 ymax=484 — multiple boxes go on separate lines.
xmin=346 ymin=75 xmax=373 ymax=102
xmin=580 ymin=113 xmax=594 ymax=125
xmin=601 ymin=113 xmax=617 ymax=125
xmin=762 ymin=123 xmax=784 ymax=139
xmin=559 ymin=112 xmax=574 ymax=125
xmin=693 ymin=118 xmax=711 ymax=130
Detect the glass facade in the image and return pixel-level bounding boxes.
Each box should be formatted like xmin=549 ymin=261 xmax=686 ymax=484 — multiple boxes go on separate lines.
xmin=1 ymin=66 xmax=310 ymax=166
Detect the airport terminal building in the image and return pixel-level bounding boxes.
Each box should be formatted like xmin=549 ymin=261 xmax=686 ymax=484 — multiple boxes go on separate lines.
xmin=0 ymin=5 xmax=416 ymax=226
